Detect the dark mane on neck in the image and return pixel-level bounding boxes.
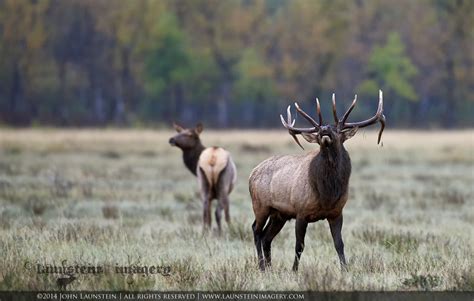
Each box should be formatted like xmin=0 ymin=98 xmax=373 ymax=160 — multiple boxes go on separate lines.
xmin=182 ymin=142 xmax=205 ymax=176
xmin=309 ymin=144 xmax=351 ymax=206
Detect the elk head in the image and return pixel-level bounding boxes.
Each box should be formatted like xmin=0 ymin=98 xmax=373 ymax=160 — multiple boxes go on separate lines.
xmin=280 ymin=90 xmax=386 ymax=149
xmin=169 ymin=122 xmax=204 ymax=149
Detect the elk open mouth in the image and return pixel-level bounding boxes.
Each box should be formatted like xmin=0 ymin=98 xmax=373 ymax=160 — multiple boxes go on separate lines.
xmin=321 ymin=135 xmax=332 ymax=145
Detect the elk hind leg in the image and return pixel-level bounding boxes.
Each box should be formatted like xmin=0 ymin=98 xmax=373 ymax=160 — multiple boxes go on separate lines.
xmin=214 ymin=202 xmax=223 ymax=234
xmin=198 ymin=167 xmax=212 ymax=232
xmin=216 ymin=165 xmax=232 ymax=224
xmin=222 ymin=195 xmax=230 ymax=224
xmin=216 ymin=190 xmax=230 ymax=226
xmin=202 ymin=196 xmax=212 ymax=232
xmin=252 ymin=209 xmax=270 ymax=271
xmin=262 ymin=215 xmax=286 ymax=267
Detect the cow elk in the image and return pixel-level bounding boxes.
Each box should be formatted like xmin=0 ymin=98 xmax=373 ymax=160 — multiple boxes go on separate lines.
xmin=249 ymin=90 xmax=385 ymax=271
xmin=169 ymin=123 xmax=237 ymax=233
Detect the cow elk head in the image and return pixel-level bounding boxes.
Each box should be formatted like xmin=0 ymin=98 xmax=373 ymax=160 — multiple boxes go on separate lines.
xmin=169 ymin=122 xmax=204 ymax=150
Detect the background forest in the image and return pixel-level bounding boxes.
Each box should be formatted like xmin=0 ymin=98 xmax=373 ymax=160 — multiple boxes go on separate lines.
xmin=0 ymin=0 xmax=473 ymax=292
xmin=0 ymin=0 xmax=472 ymax=128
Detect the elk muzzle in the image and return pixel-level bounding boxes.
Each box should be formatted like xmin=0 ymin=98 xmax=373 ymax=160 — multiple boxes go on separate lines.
xmin=321 ymin=135 xmax=332 ymax=145
xmin=169 ymin=138 xmax=176 ymax=146
xmin=319 ymin=126 xmax=333 ymax=146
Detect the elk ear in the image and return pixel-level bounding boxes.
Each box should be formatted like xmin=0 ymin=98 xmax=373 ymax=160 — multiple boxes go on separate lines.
xmin=341 ymin=127 xmax=358 ymax=142
xmin=173 ymin=122 xmax=184 ymax=133
xmin=301 ymin=133 xmax=318 ymax=143
xmin=195 ymin=123 xmax=203 ymax=134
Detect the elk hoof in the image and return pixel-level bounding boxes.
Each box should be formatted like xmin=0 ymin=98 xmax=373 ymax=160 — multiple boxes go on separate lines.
xmin=340 ymin=263 xmax=348 ymax=272
xmin=258 ymin=260 xmax=266 ymax=272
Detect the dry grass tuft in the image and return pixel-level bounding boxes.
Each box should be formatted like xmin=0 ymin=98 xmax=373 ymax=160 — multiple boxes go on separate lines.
xmin=102 ymin=205 xmax=120 ymax=219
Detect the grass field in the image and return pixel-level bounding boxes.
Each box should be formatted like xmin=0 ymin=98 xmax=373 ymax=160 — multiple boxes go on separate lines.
xmin=0 ymin=129 xmax=472 ymax=291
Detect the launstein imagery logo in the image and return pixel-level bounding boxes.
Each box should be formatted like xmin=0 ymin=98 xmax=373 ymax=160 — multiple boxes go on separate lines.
xmin=25 ymin=259 xmax=171 ymax=290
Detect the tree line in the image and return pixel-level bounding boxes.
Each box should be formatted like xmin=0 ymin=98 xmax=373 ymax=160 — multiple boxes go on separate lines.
xmin=0 ymin=0 xmax=472 ymax=128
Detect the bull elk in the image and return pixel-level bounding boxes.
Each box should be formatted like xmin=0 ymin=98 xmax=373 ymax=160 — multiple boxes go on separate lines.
xmin=169 ymin=123 xmax=237 ymax=233
xmin=249 ymin=90 xmax=385 ymax=271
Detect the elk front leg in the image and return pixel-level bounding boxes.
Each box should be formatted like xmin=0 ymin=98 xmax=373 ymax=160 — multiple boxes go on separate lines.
xmin=328 ymin=214 xmax=347 ymax=271
xmin=292 ymin=218 xmax=308 ymax=272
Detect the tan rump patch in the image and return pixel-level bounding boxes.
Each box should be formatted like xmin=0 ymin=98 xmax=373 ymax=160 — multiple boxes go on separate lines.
xmin=198 ymin=147 xmax=229 ymax=186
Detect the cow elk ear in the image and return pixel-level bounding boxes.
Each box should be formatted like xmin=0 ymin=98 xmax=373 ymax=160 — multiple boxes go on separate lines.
xmin=195 ymin=123 xmax=204 ymax=134
xmin=173 ymin=122 xmax=184 ymax=133
xmin=341 ymin=127 xmax=358 ymax=142
xmin=301 ymin=132 xmax=318 ymax=143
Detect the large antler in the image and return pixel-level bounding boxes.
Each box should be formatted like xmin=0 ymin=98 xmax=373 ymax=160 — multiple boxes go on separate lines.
xmin=282 ymin=90 xmax=386 ymax=148
xmin=280 ymin=102 xmax=320 ymax=149
xmin=339 ymin=90 xmax=386 ymax=144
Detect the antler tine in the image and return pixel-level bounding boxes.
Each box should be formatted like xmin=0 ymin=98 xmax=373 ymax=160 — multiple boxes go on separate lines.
xmin=295 ymin=102 xmax=319 ymax=128
xmin=344 ymin=90 xmax=386 ymax=144
xmin=280 ymin=113 xmax=304 ymax=149
xmin=280 ymin=114 xmax=288 ymax=128
xmin=281 ymin=105 xmax=294 ymax=129
xmin=280 ymin=114 xmax=305 ymax=149
xmin=286 ymin=105 xmax=295 ymax=126
xmin=340 ymin=94 xmax=357 ymax=126
xmin=332 ymin=93 xmax=338 ymax=126
xmin=280 ymin=106 xmax=318 ymax=133
xmin=344 ymin=91 xmax=383 ymax=128
xmin=290 ymin=132 xmax=305 ymax=150
xmin=280 ymin=103 xmax=319 ymax=150
xmin=377 ymin=113 xmax=386 ymax=145
xmin=316 ymin=98 xmax=323 ymax=125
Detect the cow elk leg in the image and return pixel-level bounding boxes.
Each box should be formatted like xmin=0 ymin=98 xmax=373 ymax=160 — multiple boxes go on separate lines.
xmin=216 ymin=190 xmax=230 ymax=225
xmin=202 ymin=196 xmax=212 ymax=233
xmin=215 ymin=202 xmax=223 ymax=235
xmin=222 ymin=196 xmax=230 ymax=224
